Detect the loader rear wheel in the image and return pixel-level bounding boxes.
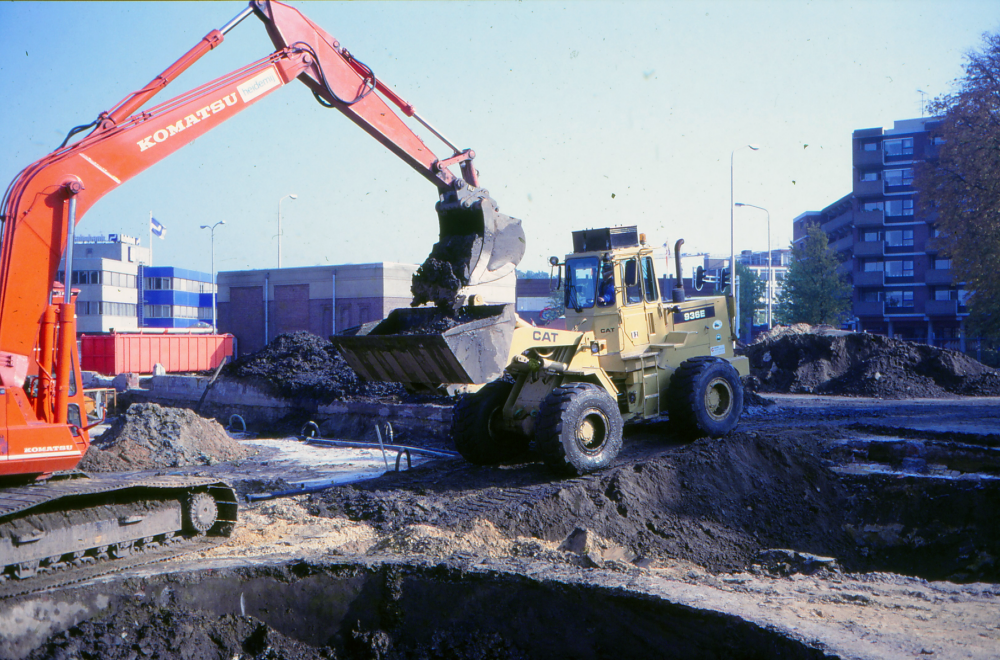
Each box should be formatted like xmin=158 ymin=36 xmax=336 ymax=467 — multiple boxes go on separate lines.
xmin=451 ymin=381 xmax=529 ymax=465
xmin=536 ymin=382 xmax=624 ymax=476
xmin=666 ymin=357 xmax=743 ymax=440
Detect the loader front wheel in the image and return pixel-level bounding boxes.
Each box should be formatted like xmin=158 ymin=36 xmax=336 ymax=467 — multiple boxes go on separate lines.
xmin=666 ymin=357 xmax=743 ymax=440
xmin=536 ymin=382 xmax=624 ymax=476
xmin=451 ymin=381 xmax=529 ymax=465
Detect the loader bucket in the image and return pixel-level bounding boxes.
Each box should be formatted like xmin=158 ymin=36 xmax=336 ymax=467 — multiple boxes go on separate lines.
xmin=411 ymin=187 xmax=525 ymax=308
xmin=330 ymin=304 xmax=517 ymax=386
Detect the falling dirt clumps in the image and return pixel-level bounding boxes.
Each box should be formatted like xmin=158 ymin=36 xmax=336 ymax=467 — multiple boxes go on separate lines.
xmin=746 ymin=327 xmax=1000 ymax=398
xmin=80 ymin=403 xmax=253 ymax=472
xmin=410 ymin=235 xmax=476 ymax=310
xmin=224 ymin=331 xmax=405 ymax=402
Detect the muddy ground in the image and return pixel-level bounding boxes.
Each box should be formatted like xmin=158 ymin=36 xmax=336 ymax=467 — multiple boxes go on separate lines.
xmin=6 ymin=395 xmax=999 ymax=660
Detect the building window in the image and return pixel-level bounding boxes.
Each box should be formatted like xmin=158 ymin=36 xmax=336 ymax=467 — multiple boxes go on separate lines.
xmin=863 ymin=231 xmax=880 ymax=242
xmin=862 ymin=259 xmax=884 ymax=272
xmin=862 ymin=201 xmax=884 ymax=212
xmin=860 ymin=171 xmax=879 ymax=182
xmin=885 ymin=260 xmax=914 ymax=277
xmin=143 ymin=304 xmax=171 ymax=318
xmin=885 ymin=199 xmax=914 ymax=216
xmin=98 ymin=302 xmax=137 ymax=317
xmin=860 ymin=289 xmax=880 ymax=302
xmin=884 ymin=168 xmax=914 ymax=187
xmin=883 ymin=138 xmax=914 ymax=156
xmin=885 ymin=290 xmax=914 ymax=307
xmin=884 ymin=230 xmax=913 ymax=247
xmin=863 ymin=142 xmax=879 ymax=151
xmin=934 ymin=258 xmax=951 ymax=270
xmin=934 ymin=288 xmax=958 ymax=301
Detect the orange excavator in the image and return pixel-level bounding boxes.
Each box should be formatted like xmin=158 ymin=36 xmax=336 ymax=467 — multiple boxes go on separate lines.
xmin=0 ymin=0 xmax=524 ymax=585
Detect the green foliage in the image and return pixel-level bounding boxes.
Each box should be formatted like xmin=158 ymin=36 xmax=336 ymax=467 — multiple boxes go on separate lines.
xmin=774 ymin=225 xmax=851 ymax=326
xmin=736 ymin=262 xmax=765 ymax=338
xmin=917 ymin=32 xmax=1000 ymax=339
xmin=516 ymin=269 xmax=549 ymax=279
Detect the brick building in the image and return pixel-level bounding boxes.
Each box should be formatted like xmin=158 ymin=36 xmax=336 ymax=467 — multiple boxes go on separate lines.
xmin=216 ymin=263 xmax=418 ymax=354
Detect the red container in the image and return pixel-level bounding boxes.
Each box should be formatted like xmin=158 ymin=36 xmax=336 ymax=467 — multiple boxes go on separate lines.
xmin=81 ymin=332 xmax=235 ymax=375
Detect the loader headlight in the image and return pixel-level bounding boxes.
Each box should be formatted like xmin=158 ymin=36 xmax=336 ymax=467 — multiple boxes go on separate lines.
xmin=590 ymin=340 xmax=605 ymax=355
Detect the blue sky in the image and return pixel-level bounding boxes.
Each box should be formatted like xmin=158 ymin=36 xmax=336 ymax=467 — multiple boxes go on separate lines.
xmin=2 ymin=1 xmax=998 ymax=275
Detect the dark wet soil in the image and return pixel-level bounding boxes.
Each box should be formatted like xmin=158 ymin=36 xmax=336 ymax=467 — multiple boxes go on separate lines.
xmin=223 ymin=332 xmax=406 ymax=403
xmin=746 ymin=329 xmax=1000 ymax=398
xmin=308 ymin=429 xmax=861 ymax=575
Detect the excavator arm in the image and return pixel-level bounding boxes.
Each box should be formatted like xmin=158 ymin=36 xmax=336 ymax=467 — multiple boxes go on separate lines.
xmin=0 ymin=0 xmax=524 ymax=477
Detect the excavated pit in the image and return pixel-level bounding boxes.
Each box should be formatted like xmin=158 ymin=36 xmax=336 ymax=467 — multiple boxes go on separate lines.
xmin=5 ymin=400 xmax=1000 ymax=658
xmin=10 ymin=561 xmax=830 ymax=660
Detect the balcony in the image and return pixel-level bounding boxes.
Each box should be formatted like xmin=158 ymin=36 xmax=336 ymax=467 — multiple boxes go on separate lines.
xmin=925 ymin=269 xmax=955 ymax=285
xmin=854 ymin=150 xmax=883 ymax=167
xmin=853 ymin=271 xmax=885 ymax=286
xmin=853 ymin=240 xmax=884 ymax=257
xmin=925 ymin=299 xmax=958 ymax=316
xmin=855 ymin=301 xmax=884 ymax=317
xmin=830 ymin=235 xmax=854 ymax=253
xmin=821 ymin=212 xmax=853 ymax=235
xmin=854 ymin=180 xmax=884 ymax=198
xmin=854 ymin=210 xmax=884 ymax=228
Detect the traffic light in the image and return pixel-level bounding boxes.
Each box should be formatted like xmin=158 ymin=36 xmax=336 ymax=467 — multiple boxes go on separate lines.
xmin=718 ymin=267 xmax=730 ymax=291
xmin=694 ymin=266 xmax=705 ymax=291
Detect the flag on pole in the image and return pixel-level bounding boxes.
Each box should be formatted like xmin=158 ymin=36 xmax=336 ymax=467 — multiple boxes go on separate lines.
xmin=150 ymin=217 xmax=166 ymax=239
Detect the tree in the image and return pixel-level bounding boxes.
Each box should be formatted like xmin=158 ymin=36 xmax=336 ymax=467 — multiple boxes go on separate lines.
xmin=774 ymin=225 xmax=851 ymax=326
xmin=917 ymin=32 xmax=1000 ymax=338
xmin=736 ymin=262 xmax=765 ymax=340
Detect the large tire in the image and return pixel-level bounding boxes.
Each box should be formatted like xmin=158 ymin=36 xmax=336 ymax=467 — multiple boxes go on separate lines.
xmin=535 ymin=382 xmax=624 ymax=476
xmin=666 ymin=356 xmax=743 ymax=439
xmin=451 ymin=381 xmax=529 ymax=465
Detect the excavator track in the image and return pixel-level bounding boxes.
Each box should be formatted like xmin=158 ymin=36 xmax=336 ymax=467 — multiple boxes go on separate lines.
xmin=0 ymin=472 xmax=237 ymax=599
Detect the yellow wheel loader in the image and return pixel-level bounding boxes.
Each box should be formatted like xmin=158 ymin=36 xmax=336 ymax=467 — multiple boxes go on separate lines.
xmin=334 ymin=226 xmax=748 ymax=475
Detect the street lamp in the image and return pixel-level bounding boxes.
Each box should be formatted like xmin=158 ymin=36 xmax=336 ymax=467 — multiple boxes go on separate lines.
xmin=730 ymin=144 xmax=760 ymax=340
xmin=199 ymin=220 xmax=225 ymax=333
xmin=278 ymin=193 xmax=298 ymax=268
xmin=735 ymin=203 xmax=771 ymax=330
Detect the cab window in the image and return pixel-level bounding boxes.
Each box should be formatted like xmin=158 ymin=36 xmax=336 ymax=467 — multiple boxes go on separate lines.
xmin=642 ymin=256 xmax=659 ymax=302
xmin=623 ymin=258 xmax=642 ymax=305
xmin=564 ymin=257 xmax=598 ymax=310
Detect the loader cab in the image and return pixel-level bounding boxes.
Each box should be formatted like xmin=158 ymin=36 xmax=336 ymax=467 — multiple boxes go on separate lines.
xmin=557 ymin=226 xmax=666 ymax=361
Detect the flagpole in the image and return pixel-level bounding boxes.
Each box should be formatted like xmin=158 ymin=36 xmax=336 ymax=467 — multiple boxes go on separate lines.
xmin=148 ymin=211 xmax=153 ymax=266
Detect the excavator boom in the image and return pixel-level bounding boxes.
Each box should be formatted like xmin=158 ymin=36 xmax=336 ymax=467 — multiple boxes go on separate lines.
xmin=0 ymin=1 xmax=524 ymax=581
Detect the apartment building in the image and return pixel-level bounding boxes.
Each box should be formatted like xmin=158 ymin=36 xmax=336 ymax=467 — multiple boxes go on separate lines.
xmin=795 ymin=117 xmax=967 ymax=346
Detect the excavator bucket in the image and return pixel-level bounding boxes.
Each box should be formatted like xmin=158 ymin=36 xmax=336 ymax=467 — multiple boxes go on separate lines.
xmin=330 ymin=304 xmax=517 ymax=386
xmin=411 ymin=187 xmax=526 ymax=309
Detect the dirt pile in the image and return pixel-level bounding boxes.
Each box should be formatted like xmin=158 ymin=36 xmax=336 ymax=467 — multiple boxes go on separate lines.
xmin=746 ymin=328 xmax=1000 ymax=398
xmin=80 ymin=403 xmax=253 ymax=471
xmin=309 ymin=430 xmax=858 ymax=574
xmin=26 ymin=602 xmax=326 ymax=660
xmin=224 ymin=331 xmax=405 ymax=402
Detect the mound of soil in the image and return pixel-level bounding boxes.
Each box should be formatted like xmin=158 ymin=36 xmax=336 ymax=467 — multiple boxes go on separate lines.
xmin=224 ymin=331 xmax=405 ymax=403
xmin=26 ymin=602 xmax=327 ymax=660
xmin=746 ymin=329 xmax=1000 ymax=398
xmin=309 ymin=430 xmax=858 ymax=574
xmin=80 ymin=403 xmax=253 ymax=471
